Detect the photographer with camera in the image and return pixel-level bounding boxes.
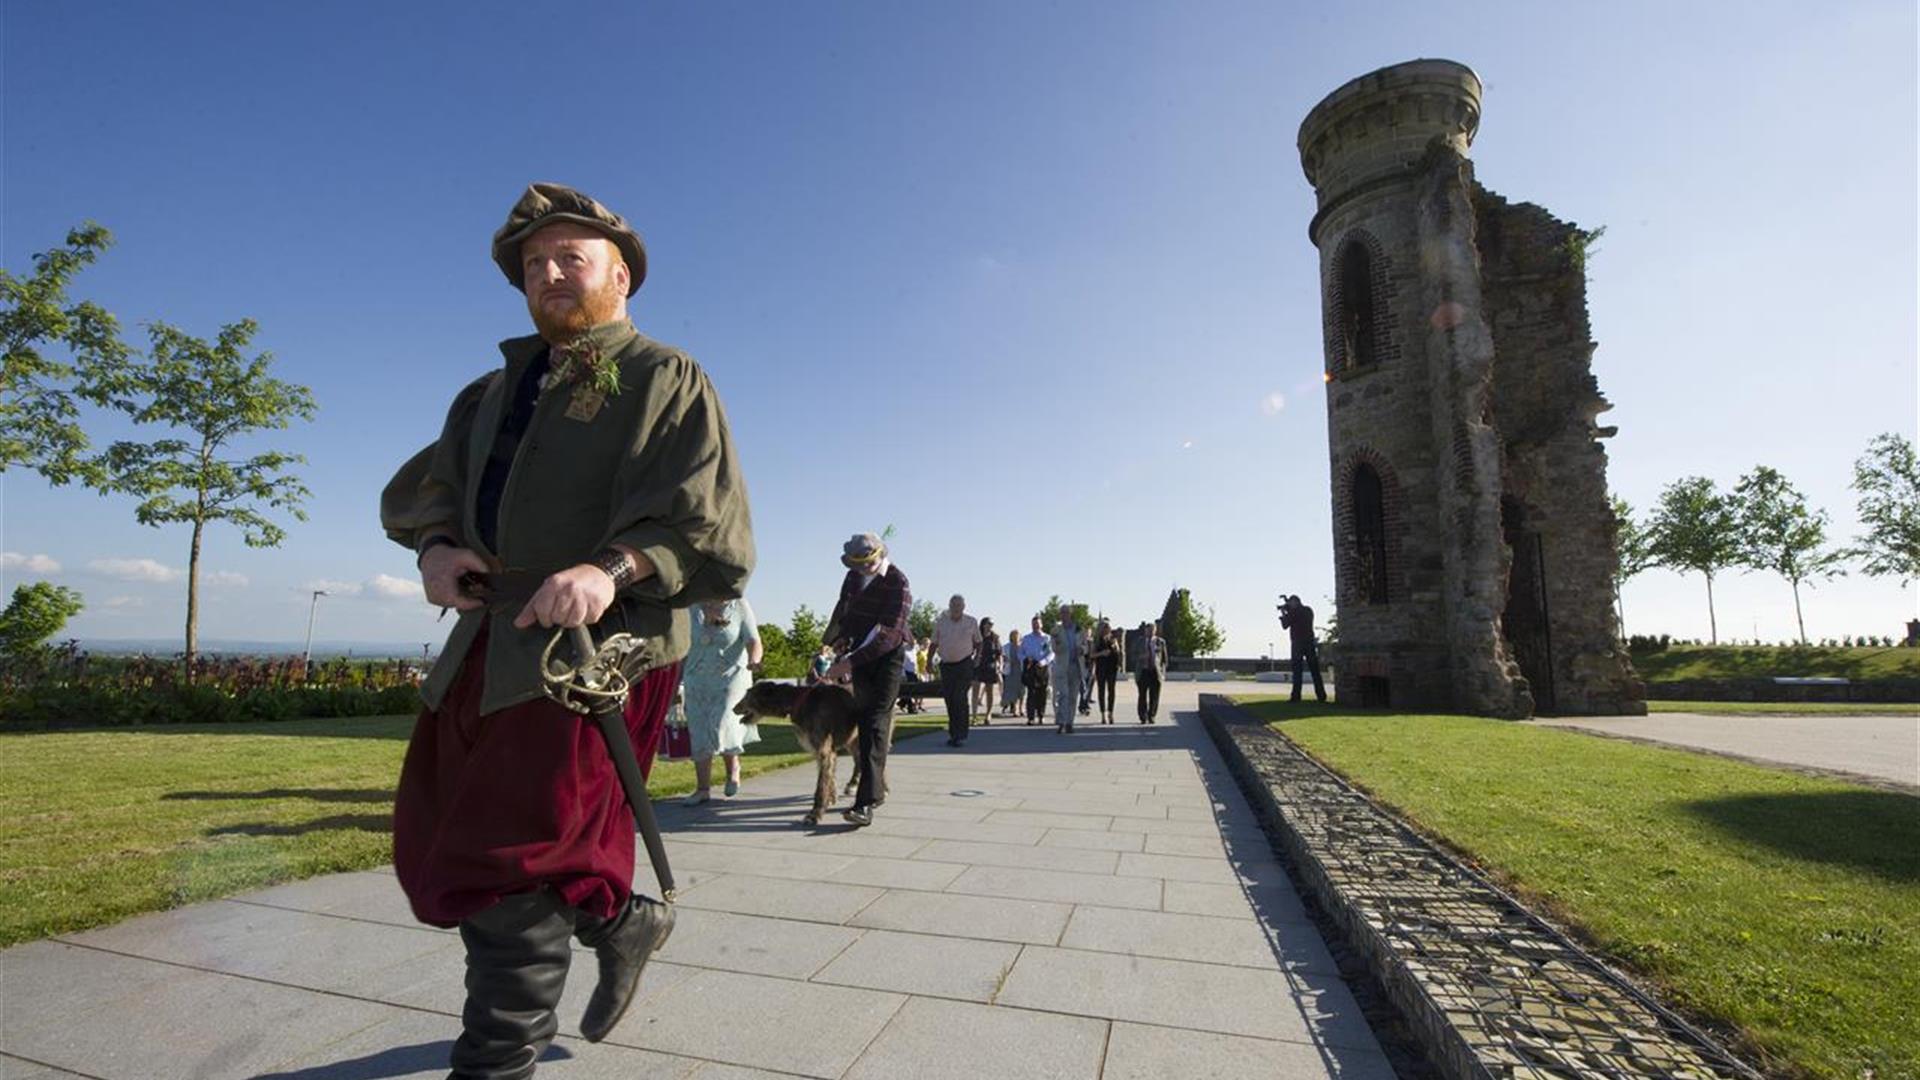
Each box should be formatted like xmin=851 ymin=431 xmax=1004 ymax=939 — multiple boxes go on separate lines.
xmin=1278 ymin=595 xmax=1326 ymax=703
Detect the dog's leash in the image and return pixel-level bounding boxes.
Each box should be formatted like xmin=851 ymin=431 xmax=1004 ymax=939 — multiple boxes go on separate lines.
xmin=461 ymin=570 xmax=677 ymax=902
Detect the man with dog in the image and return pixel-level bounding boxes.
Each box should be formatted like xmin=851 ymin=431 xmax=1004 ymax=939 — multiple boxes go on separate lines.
xmin=822 ymin=532 xmax=912 ymax=826
xmin=931 ymin=594 xmax=981 ymax=747
xmin=380 ymin=183 xmax=754 ymax=1079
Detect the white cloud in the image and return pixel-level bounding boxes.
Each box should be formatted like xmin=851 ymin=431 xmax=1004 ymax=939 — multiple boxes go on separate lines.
xmin=1259 ymin=391 xmax=1287 ymax=416
xmin=304 ymin=579 xmax=364 ymax=597
xmin=1 ymin=552 xmax=61 ymax=575
xmin=203 ymin=571 xmax=249 ymax=588
xmin=102 ymin=595 xmax=145 ymax=609
xmin=367 ymin=573 xmax=424 ymax=601
xmin=90 ymin=557 xmax=180 ymax=583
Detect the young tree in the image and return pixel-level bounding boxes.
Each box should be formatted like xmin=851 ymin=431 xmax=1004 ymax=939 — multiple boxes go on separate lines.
xmin=1038 ymin=595 xmax=1094 ymax=635
xmin=0 ymin=223 xmax=135 ymax=486
xmin=104 ymin=319 xmax=315 ymax=675
xmin=1846 ymin=433 xmax=1920 ymax=588
xmin=0 ymin=582 xmax=84 ymax=671
xmin=1165 ymin=590 xmax=1226 ymax=659
xmin=1733 ymin=466 xmax=1845 ymax=645
xmin=787 ymin=604 xmax=825 ymax=662
xmin=1610 ymin=496 xmax=1656 ymax=638
xmin=756 ymin=621 xmax=799 ymax=679
xmin=907 ymin=598 xmax=938 ymax=641
xmin=1647 ymin=476 xmax=1741 ymax=645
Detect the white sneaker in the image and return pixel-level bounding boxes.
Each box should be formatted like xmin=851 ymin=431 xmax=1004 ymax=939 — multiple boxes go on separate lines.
xmin=682 ymin=790 xmax=711 ymax=807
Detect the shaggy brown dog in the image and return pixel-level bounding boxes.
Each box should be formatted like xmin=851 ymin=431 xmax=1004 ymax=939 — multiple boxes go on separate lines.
xmin=733 ymin=681 xmax=864 ymax=826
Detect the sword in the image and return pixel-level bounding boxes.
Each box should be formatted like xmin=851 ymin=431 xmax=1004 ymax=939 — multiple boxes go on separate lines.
xmin=463 ymin=571 xmax=677 ymax=902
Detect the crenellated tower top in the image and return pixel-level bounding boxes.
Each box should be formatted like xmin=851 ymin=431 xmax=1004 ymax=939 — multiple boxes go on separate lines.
xmin=1297 ymin=59 xmax=1482 ymax=243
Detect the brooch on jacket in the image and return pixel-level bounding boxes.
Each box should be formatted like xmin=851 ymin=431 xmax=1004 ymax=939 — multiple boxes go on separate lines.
xmin=541 ymin=336 xmax=622 ymax=422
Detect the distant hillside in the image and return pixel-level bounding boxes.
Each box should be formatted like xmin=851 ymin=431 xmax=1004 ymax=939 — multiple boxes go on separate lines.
xmin=76 ymin=638 xmax=433 ymax=660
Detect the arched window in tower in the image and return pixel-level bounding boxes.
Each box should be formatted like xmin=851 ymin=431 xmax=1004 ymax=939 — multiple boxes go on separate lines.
xmin=1336 ymin=240 xmax=1377 ymax=370
xmin=1352 ymin=464 xmax=1389 ymax=604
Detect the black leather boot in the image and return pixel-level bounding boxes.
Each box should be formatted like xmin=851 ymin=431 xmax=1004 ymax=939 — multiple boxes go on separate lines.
xmin=449 ymin=890 xmax=575 ymax=1080
xmin=576 ymin=894 xmax=675 ymax=1042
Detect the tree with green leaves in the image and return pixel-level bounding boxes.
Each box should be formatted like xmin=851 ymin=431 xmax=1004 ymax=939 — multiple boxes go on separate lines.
xmin=0 ymin=582 xmax=84 ymax=672
xmin=907 ymin=598 xmax=938 ymax=641
xmin=1164 ymin=589 xmax=1226 ymax=659
xmin=1647 ymin=476 xmax=1742 ymax=644
xmin=787 ymin=603 xmax=825 ymax=663
xmin=1038 ymin=595 xmax=1094 ymax=635
xmin=104 ymin=319 xmax=315 ymax=674
xmin=1732 ymin=466 xmax=1845 ymax=645
xmin=757 ymin=622 xmax=799 ymax=679
xmin=1846 ymin=433 xmax=1920 ymax=588
xmin=1 ymin=223 xmax=135 ymax=486
xmin=1610 ymin=496 xmax=1656 ymax=638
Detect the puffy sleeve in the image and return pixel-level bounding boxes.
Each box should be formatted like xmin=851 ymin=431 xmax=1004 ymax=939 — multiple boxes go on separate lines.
xmin=739 ymin=599 xmax=760 ymax=646
xmin=603 ymin=353 xmax=755 ymax=605
xmin=379 ymin=372 xmax=496 ymax=551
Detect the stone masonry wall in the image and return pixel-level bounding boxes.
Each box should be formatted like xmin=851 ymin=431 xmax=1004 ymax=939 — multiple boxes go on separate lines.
xmin=1476 ymin=188 xmax=1646 ymax=715
xmin=1318 ymin=186 xmax=1454 ymax=709
xmin=1415 ymin=144 xmax=1532 ymax=718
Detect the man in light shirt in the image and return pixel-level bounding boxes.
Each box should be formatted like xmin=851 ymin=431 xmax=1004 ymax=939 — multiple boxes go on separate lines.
xmin=1018 ymin=615 xmax=1054 ymax=725
xmin=932 ymin=594 xmax=982 ymax=747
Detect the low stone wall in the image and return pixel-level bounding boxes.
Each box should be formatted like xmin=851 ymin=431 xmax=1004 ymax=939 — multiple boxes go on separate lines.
xmin=1649 ymin=678 xmax=1920 ymax=704
xmin=1198 ymin=694 xmax=1760 ymax=1080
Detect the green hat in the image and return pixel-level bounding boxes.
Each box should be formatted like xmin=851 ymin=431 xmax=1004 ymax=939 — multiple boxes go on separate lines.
xmin=492 ymin=182 xmax=647 ymax=296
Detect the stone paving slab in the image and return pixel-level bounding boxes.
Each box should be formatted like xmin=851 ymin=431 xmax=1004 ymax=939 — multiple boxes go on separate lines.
xmin=810 ymin=928 xmax=1021 ymax=1001
xmin=0 ymin=680 xmax=1384 ymax=1078
xmin=843 ymin=996 xmax=1108 ymax=1080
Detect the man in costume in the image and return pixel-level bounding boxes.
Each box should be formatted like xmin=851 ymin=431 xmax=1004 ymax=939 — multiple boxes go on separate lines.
xmin=821 ymin=533 xmax=910 ymax=827
xmin=380 ymin=182 xmax=754 ymax=1078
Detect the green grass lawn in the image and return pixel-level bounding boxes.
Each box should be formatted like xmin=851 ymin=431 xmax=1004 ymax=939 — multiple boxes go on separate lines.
xmin=1632 ymin=644 xmax=1920 ymax=682
xmin=1649 ymin=700 xmax=1919 ymax=716
xmin=0 ymin=710 xmax=943 ymax=948
xmin=1237 ymin=696 xmax=1919 ymax=1080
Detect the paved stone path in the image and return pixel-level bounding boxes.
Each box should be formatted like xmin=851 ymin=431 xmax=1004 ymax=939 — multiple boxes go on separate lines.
xmin=0 ymin=680 xmax=1392 ymax=1080
xmin=1538 ymin=711 xmax=1919 ymax=787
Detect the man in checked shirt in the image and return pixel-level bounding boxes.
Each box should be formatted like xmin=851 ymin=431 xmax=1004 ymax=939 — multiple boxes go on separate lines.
xmin=822 ymin=532 xmax=912 ymax=827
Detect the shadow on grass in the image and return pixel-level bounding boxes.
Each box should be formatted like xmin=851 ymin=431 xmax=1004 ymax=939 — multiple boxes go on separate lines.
xmin=163 ymin=787 xmax=395 ymax=804
xmin=253 ymin=1040 xmax=572 ymax=1078
xmin=1681 ymin=790 xmax=1920 ymax=884
xmin=208 ymin=813 xmax=392 ymax=838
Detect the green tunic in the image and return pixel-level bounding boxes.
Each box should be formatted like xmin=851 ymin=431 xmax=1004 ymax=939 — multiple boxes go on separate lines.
xmin=380 ymin=319 xmax=754 ymax=716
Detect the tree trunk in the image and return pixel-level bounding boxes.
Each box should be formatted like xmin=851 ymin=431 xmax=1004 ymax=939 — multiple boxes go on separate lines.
xmin=1704 ymin=572 xmax=1718 ymax=645
xmin=185 ymin=519 xmax=203 ymax=682
xmin=1792 ymin=577 xmax=1806 ymax=646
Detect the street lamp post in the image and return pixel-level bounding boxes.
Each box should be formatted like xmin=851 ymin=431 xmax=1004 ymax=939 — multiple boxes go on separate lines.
xmin=303 ymin=590 xmax=328 ymax=678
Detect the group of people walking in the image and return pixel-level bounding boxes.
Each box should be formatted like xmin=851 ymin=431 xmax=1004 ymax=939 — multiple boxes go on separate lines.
xmin=905 ymin=600 xmax=1171 ymax=743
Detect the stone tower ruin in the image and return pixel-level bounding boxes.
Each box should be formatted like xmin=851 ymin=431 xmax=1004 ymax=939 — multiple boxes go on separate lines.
xmin=1297 ymin=59 xmax=1644 ymax=717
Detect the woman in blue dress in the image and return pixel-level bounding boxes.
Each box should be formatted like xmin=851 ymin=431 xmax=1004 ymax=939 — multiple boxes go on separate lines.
xmin=680 ymin=598 xmax=763 ymax=805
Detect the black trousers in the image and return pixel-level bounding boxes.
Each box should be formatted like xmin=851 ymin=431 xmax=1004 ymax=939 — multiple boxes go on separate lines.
xmin=1291 ymin=641 xmax=1325 ymax=701
xmin=940 ymin=657 xmax=975 ymax=742
xmin=1136 ymin=671 xmax=1161 ymax=722
xmin=1024 ymin=666 xmax=1049 ymax=721
xmin=852 ymin=648 xmax=904 ymax=810
xmin=1094 ymin=661 xmax=1118 ymax=715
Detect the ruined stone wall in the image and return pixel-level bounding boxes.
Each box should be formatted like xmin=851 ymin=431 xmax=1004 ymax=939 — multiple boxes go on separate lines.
xmin=1413 ymin=147 xmax=1532 ymax=718
xmin=1476 ymin=189 xmax=1646 ymax=714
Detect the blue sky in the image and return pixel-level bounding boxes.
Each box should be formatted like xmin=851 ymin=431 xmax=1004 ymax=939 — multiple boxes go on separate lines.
xmin=3 ymin=0 xmax=1915 ymax=655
